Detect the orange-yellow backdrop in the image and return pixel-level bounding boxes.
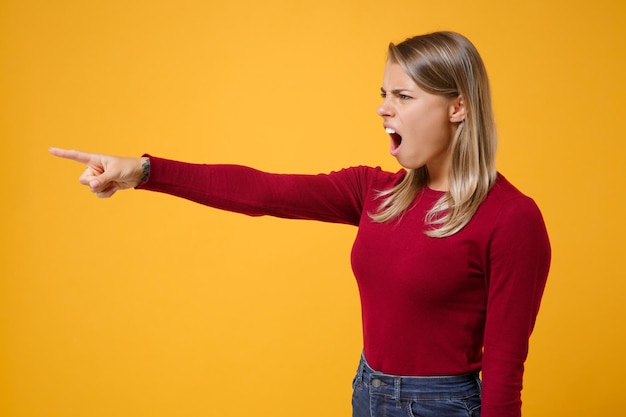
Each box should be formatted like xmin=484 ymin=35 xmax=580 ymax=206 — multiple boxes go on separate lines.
xmin=1 ymin=1 xmax=625 ymax=416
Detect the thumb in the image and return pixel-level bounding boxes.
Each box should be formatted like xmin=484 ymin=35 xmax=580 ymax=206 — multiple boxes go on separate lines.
xmin=86 ymin=171 xmax=115 ymax=193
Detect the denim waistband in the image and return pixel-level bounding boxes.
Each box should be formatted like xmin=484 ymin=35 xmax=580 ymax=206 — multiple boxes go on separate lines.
xmin=354 ymin=353 xmax=481 ymax=401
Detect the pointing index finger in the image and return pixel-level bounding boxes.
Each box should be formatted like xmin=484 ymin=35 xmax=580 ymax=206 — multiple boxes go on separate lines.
xmin=49 ymin=147 xmax=95 ymax=165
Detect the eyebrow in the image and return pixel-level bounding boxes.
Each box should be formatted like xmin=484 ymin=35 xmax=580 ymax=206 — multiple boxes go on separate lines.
xmin=380 ymin=87 xmax=413 ymax=94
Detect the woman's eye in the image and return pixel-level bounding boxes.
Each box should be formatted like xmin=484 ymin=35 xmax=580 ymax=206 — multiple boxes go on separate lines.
xmin=399 ymin=94 xmax=411 ymax=100
xmin=380 ymin=92 xmax=387 ymax=98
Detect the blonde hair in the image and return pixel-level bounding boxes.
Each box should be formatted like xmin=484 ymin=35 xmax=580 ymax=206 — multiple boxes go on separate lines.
xmin=370 ymin=31 xmax=497 ymax=237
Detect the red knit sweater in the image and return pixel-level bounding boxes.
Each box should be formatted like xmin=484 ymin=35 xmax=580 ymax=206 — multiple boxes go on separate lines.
xmin=139 ymin=157 xmax=551 ymax=417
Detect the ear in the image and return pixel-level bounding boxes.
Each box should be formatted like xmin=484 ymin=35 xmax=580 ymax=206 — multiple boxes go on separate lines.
xmin=449 ymin=95 xmax=466 ymax=123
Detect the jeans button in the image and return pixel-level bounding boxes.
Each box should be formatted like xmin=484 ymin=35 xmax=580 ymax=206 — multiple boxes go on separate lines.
xmin=371 ymin=378 xmax=382 ymax=387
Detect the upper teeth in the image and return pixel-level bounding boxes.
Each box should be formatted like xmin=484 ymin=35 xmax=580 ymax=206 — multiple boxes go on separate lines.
xmin=385 ymin=128 xmax=396 ymax=134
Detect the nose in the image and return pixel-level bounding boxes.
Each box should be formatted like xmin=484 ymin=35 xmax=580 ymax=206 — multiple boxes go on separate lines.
xmin=377 ymin=99 xmax=394 ymax=118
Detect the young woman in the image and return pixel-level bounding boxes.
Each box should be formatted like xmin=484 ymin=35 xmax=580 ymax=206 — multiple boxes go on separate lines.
xmin=51 ymin=31 xmax=551 ymax=417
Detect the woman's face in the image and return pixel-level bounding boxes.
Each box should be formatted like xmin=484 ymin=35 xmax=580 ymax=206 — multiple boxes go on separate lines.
xmin=377 ymin=61 xmax=458 ymax=187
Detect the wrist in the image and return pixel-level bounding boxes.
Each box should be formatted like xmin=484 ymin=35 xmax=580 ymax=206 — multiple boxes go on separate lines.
xmin=137 ymin=157 xmax=150 ymax=185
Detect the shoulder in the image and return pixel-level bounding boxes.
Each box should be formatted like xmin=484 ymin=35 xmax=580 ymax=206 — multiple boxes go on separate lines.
xmin=482 ymin=173 xmax=550 ymax=245
xmin=484 ymin=173 xmax=543 ymax=218
xmin=468 ymin=173 xmax=549 ymax=243
xmin=481 ymin=174 xmax=551 ymax=288
xmin=488 ymin=173 xmax=532 ymax=202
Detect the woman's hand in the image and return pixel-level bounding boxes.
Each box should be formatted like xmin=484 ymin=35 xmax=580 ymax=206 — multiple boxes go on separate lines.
xmin=49 ymin=148 xmax=148 ymax=198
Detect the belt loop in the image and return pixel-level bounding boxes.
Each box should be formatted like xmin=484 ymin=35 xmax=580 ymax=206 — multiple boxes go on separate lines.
xmin=356 ymin=353 xmax=366 ymax=388
xmin=394 ymin=377 xmax=401 ymax=409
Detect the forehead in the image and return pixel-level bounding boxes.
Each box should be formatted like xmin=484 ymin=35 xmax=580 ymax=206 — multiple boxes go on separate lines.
xmin=382 ymin=61 xmax=418 ymax=89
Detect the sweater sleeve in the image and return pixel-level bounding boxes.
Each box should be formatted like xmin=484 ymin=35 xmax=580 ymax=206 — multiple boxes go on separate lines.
xmin=481 ymin=196 xmax=551 ymax=417
xmin=136 ymin=155 xmax=376 ymax=226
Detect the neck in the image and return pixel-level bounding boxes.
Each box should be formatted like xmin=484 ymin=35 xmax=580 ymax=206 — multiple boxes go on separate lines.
xmin=427 ymin=177 xmax=449 ymax=192
xmin=425 ymin=160 xmax=451 ymax=192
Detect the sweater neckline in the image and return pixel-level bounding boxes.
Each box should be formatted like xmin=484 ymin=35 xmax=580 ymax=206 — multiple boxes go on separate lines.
xmin=423 ymin=186 xmax=446 ymax=196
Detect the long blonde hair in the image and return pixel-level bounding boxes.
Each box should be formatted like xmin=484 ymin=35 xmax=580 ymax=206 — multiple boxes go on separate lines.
xmin=370 ymin=31 xmax=497 ymax=237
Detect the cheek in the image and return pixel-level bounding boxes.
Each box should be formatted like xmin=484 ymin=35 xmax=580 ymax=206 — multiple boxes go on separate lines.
xmin=411 ymin=112 xmax=450 ymax=144
xmin=428 ymin=105 xmax=454 ymax=138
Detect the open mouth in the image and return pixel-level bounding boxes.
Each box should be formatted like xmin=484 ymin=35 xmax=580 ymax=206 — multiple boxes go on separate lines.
xmin=386 ymin=127 xmax=402 ymax=150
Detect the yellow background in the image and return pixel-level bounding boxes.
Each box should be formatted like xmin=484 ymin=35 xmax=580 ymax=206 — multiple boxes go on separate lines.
xmin=1 ymin=0 xmax=625 ymax=416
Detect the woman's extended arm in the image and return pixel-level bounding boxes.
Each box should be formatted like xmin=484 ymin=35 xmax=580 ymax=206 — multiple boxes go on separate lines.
xmin=50 ymin=148 xmax=384 ymax=225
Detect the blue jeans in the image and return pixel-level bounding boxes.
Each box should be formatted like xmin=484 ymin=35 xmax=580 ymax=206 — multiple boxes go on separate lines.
xmin=352 ymin=353 xmax=482 ymax=417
